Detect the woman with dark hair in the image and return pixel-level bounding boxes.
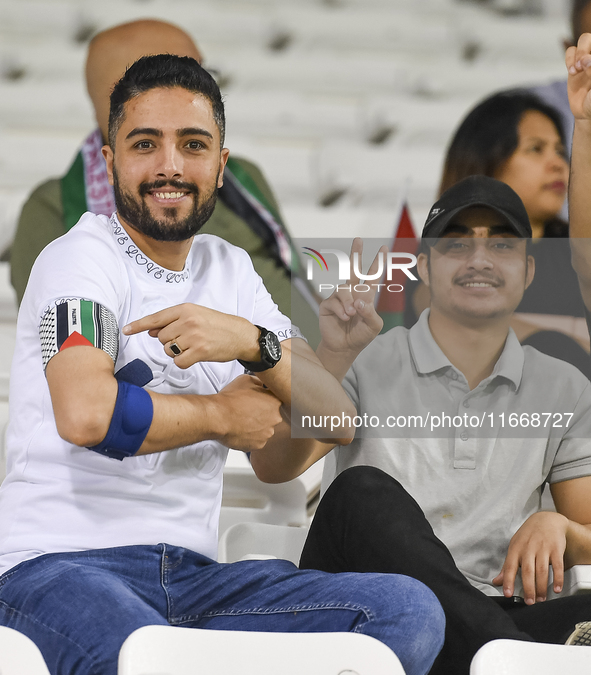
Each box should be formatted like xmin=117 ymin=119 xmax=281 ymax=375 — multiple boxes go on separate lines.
xmin=439 ymin=90 xmax=568 ymax=238
xmin=405 ymin=90 xmax=590 ymax=377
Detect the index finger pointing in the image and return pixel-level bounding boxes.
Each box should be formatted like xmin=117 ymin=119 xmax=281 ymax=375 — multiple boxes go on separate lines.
xmin=368 ymin=245 xmax=388 ymax=278
xmin=366 ymin=244 xmax=388 ymax=302
xmin=574 ymin=33 xmax=591 ymax=71
xmin=122 ymin=307 xmax=180 ymax=335
xmin=567 ymin=45 xmax=578 ymax=73
xmin=349 ymin=237 xmax=363 ymax=287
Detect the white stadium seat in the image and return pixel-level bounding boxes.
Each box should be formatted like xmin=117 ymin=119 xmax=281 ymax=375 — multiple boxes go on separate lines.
xmin=0 ymin=626 xmax=51 ymax=675
xmin=0 ymin=81 xmax=94 ymax=131
xmin=118 ymin=625 xmax=406 ymax=675
xmin=547 ymin=565 xmax=591 ymax=600
xmin=0 ymin=129 xmax=83 ymax=190
xmin=218 ymin=521 xmax=309 ymax=565
xmin=470 ymin=639 xmax=591 ymax=675
xmin=224 ymin=89 xmax=362 ymax=140
xmin=220 ymin=450 xmax=322 ymax=537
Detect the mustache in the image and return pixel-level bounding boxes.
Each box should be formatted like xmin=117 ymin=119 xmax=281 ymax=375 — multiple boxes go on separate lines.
xmin=139 ymin=180 xmax=200 ymax=196
xmin=454 ymin=272 xmax=502 ymax=286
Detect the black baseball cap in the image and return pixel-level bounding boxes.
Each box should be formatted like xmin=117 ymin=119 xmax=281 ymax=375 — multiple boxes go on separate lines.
xmin=422 ymin=175 xmax=532 ymax=240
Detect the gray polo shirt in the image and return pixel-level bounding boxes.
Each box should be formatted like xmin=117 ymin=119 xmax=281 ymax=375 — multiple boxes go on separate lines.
xmin=331 ymin=309 xmax=591 ymax=595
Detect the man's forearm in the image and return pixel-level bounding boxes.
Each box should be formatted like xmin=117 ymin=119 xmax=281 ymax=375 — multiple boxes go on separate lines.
xmin=569 ymin=117 xmax=591 ymax=307
xmin=315 ymin=340 xmax=359 ymax=382
xmin=250 ymin=339 xmax=355 ymax=484
xmin=250 ymin=422 xmax=337 ymax=484
xmin=47 ymin=345 xmax=283 ymax=456
xmin=137 ymin=391 xmax=220 ymax=454
xmin=258 ymin=339 xmax=356 ymax=439
xmin=138 ymin=375 xmax=282 ymax=455
xmin=569 ymin=119 xmax=591 ymax=237
xmin=565 ymin=520 xmax=591 ymax=568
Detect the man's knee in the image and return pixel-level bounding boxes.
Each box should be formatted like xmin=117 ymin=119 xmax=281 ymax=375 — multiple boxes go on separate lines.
xmin=366 ymin=572 xmax=445 ymax=633
xmin=395 ymin=575 xmax=446 ymax=658
xmin=322 ymin=466 xmax=417 ymax=518
xmin=352 ymin=573 xmax=445 ymax=675
xmin=327 ymin=465 xmax=400 ymax=499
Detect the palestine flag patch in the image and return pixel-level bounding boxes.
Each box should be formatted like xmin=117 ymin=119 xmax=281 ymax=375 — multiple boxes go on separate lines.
xmin=40 ymin=299 xmax=119 ymax=369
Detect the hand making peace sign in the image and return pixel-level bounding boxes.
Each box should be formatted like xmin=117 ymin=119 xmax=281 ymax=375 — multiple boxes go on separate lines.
xmin=318 ymin=238 xmax=387 ymax=364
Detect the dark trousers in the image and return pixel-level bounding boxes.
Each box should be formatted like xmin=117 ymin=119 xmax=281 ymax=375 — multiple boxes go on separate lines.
xmin=300 ymin=466 xmax=591 ymax=675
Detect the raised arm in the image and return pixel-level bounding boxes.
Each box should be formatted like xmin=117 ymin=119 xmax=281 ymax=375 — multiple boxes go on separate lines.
xmin=316 ymin=238 xmax=386 ymax=380
xmin=566 ymin=33 xmax=591 ymax=309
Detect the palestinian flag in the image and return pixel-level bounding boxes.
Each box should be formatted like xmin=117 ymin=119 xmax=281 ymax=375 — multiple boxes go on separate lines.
xmin=376 ymin=201 xmax=418 ymax=332
xmin=40 ymin=299 xmax=119 ymax=369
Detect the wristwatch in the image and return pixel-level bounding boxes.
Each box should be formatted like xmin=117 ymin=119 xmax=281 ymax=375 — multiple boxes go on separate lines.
xmin=238 ymin=325 xmax=282 ymax=372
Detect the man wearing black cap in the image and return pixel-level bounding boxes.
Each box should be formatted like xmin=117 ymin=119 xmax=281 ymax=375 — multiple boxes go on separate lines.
xmin=422 ymin=174 xmax=533 ymax=240
xmin=285 ymin=174 xmax=591 ymax=673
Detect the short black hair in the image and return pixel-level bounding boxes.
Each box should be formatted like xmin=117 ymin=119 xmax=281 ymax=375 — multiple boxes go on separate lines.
xmin=108 ymin=54 xmax=225 ymax=148
xmin=572 ymin=0 xmax=591 ymax=42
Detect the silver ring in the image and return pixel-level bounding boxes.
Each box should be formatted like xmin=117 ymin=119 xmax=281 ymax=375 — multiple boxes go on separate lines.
xmin=169 ymin=341 xmax=183 ymax=356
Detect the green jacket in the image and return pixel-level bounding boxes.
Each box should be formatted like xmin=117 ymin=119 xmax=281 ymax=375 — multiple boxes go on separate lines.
xmin=11 ymin=155 xmax=320 ymax=346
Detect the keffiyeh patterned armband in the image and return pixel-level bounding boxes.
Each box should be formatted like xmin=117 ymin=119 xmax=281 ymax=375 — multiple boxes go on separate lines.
xmin=39 ymin=299 xmax=119 ymax=370
xmin=39 ymin=299 xmax=153 ymax=459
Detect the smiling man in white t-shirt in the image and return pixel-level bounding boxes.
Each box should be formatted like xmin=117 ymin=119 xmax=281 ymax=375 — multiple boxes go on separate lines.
xmin=0 ymin=55 xmax=444 ymax=675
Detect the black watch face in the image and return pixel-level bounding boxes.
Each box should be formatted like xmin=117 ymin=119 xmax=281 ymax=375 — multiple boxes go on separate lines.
xmin=264 ymin=333 xmax=282 ymax=362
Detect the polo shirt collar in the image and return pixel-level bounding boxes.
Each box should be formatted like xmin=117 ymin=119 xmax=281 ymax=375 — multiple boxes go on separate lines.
xmin=408 ymin=309 xmax=449 ymax=375
xmin=408 ymin=309 xmax=524 ymax=390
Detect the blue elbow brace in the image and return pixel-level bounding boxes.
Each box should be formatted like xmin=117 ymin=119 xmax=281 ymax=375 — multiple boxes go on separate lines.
xmin=88 ymin=380 xmax=153 ymax=461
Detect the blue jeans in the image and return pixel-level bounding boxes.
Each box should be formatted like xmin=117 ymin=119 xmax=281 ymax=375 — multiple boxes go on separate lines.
xmin=0 ymin=544 xmax=443 ymax=675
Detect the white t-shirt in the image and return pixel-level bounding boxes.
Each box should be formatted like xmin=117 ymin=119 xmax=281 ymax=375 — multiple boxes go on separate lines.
xmin=0 ymin=212 xmax=298 ymax=575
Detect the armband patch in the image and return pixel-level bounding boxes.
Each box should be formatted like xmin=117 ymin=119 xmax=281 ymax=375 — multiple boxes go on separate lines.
xmin=87 ymin=380 xmax=153 ymax=461
xmin=115 ymin=359 xmax=153 ymax=387
xmin=40 ymin=299 xmax=119 ymax=369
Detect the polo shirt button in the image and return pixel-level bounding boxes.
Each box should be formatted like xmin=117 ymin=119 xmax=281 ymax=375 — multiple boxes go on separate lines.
xmin=463 ymin=401 xmax=470 ymax=408
xmin=460 ymin=431 xmax=468 ymax=441
xmin=451 ymin=372 xmax=458 ymax=380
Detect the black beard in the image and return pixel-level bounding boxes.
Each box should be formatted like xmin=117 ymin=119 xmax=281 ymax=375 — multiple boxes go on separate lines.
xmin=113 ymin=171 xmax=217 ymax=242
